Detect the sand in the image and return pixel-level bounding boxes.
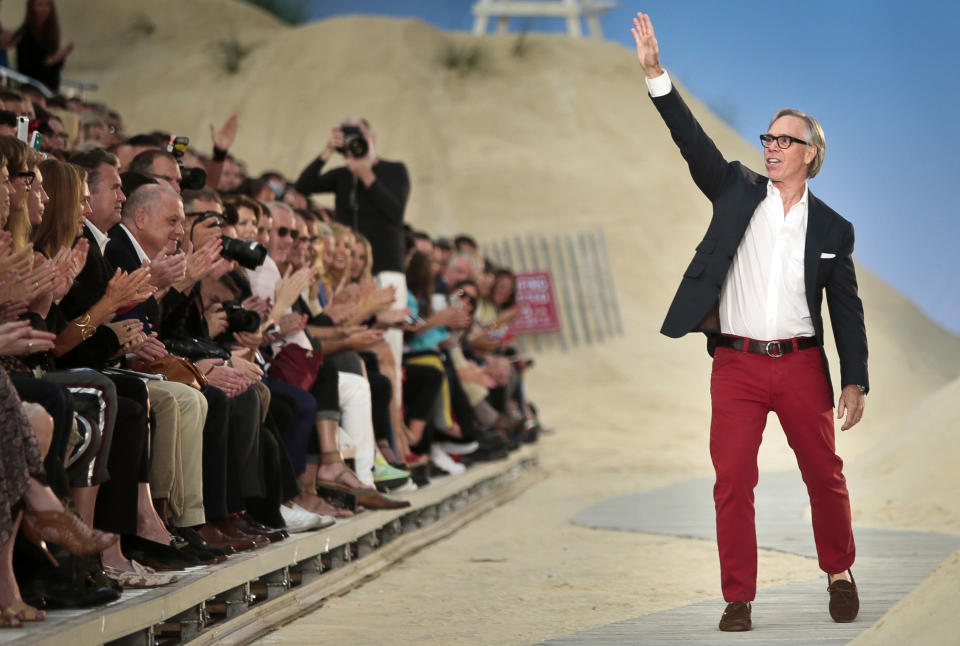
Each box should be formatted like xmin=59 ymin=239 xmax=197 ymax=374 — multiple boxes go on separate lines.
xmin=8 ymin=2 xmax=960 ymax=642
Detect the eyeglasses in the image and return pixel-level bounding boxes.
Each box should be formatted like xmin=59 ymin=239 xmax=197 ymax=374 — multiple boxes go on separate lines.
xmin=759 ymin=134 xmax=810 ymax=150
xmin=275 ymin=226 xmax=300 ymax=240
xmin=455 ymin=289 xmax=477 ymax=305
xmin=14 ymin=171 xmax=36 ymax=186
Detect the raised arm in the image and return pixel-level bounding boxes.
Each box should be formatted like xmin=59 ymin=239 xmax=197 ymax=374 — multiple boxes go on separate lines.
xmin=630 ymin=12 xmax=735 ymax=201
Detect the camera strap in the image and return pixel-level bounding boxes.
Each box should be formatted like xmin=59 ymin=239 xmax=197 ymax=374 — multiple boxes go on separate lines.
xmin=349 ymin=175 xmax=360 ymax=231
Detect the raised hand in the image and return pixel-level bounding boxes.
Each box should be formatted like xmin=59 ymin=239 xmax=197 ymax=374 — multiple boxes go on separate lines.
xmin=631 ymin=12 xmax=664 ymax=78
xmin=210 ymin=113 xmax=239 ymax=152
xmin=345 ymin=326 xmax=385 ymax=350
xmin=272 ymin=266 xmax=313 ymax=314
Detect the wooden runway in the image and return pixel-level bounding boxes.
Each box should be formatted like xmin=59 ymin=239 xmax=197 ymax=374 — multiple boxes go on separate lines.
xmin=543 ymin=471 xmax=960 ymax=645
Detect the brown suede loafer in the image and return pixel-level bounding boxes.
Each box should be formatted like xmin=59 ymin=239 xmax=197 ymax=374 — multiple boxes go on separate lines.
xmin=719 ymin=601 xmax=752 ymax=631
xmin=828 ymin=570 xmax=859 ymax=622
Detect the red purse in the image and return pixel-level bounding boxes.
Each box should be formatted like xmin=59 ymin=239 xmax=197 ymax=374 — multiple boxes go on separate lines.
xmin=267 ymin=344 xmax=323 ymax=390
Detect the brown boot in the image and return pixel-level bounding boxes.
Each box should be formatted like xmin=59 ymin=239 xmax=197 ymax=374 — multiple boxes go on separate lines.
xmin=718 ymin=601 xmax=752 ymax=631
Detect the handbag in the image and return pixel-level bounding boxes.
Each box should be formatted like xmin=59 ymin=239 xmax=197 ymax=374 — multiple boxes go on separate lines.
xmin=267 ymin=344 xmax=322 ymax=391
xmin=129 ymin=354 xmax=208 ymax=391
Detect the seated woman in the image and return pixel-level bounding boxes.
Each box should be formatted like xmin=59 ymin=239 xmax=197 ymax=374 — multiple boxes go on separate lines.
xmin=0 ymin=363 xmax=117 ymax=627
xmin=402 ymin=251 xmax=477 ymax=475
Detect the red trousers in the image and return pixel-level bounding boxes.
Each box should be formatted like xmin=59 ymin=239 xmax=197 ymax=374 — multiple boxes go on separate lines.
xmin=710 ymin=344 xmax=855 ymax=601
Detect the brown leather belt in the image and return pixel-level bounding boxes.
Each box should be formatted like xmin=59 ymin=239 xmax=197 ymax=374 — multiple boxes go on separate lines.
xmin=715 ymin=335 xmax=820 ymax=358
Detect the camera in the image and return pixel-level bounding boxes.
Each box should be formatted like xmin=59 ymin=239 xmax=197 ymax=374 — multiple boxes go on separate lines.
xmin=220 ymin=236 xmax=267 ymax=269
xmin=220 ymin=301 xmax=261 ymax=334
xmin=167 ymin=134 xmax=207 ymax=190
xmin=335 ymin=124 xmax=369 ymax=158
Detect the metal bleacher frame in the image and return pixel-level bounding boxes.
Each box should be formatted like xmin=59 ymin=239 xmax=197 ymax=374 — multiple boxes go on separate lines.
xmin=1 ymin=446 xmax=540 ymax=646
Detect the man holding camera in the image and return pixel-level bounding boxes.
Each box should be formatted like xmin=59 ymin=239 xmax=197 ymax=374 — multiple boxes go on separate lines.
xmin=295 ymin=119 xmax=410 ymax=393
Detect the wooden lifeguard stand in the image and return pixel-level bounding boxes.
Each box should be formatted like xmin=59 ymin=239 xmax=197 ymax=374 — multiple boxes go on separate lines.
xmin=471 ymin=0 xmax=616 ymax=39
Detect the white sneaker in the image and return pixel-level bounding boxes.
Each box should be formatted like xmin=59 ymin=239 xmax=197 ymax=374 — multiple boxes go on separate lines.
xmin=280 ymin=503 xmax=335 ymax=532
xmin=433 ymin=440 xmax=479 ymax=456
xmin=430 ymin=444 xmax=466 ymax=475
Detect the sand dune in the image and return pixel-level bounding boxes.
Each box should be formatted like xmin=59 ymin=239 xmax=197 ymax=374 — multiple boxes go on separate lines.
xmin=6 ymin=1 xmax=959 ymax=641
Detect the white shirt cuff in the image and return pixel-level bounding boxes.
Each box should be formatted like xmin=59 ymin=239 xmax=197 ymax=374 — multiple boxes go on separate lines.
xmin=645 ymin=70 xmax=672 ymax=97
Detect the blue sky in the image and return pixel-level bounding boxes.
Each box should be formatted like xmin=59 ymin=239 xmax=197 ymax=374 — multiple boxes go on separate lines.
xmin=270 ymin=1 xmax=959 ymax=334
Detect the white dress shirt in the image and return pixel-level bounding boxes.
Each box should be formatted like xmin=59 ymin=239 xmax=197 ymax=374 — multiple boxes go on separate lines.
xmin=247 ymin=255 xmax=312 ymax=351
xmin=85 ymin=220 xmax=110 ymax=255
xmin=646 ymin=71 xmax=815 ymax=341
xmin=115 ymin=223 xmax=151 ymax=265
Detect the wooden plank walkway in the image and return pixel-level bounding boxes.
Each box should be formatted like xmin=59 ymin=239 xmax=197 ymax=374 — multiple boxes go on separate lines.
xmin=543 ymin=471 xmax=960 ymax=644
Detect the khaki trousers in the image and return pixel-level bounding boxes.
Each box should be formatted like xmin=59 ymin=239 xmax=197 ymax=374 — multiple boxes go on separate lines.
xmin=147 ymin=380 xmax=208 ymax=527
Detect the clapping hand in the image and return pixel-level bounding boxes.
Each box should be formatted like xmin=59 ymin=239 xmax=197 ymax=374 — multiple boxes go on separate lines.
xmin=105 ymin=318 xmax=146 ymax=353
xmin=146 ymin=249 xmax=187 ymax=291
xmin=133 ymin=332 xmax=168 ymax=361
xmin=0 ymin=320 xmax=56 ymax=355
xmin=104 ymin=267 xmax=155 ymax=310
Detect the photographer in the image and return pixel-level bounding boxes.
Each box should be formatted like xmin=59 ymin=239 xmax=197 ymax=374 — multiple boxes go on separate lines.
xmin=295 ymin=119 xmax=410 ymax=388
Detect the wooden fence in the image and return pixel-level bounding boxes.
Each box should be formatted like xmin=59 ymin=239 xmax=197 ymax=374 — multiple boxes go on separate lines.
xmin=482 ymin=227 xmax=623 ymax=353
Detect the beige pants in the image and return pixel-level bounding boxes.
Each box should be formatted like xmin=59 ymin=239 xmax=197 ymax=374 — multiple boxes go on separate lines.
xmin=147 ymin=380 xmax=208 ymax=527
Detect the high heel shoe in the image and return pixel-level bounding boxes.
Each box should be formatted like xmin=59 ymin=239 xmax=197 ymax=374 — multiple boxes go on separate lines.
xmin=21 ymin=509 xmax=119 ymax=566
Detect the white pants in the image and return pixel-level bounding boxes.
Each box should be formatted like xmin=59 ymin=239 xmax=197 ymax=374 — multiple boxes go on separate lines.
xmin=376 ymin=270 xmax=407 ymax=407
xmin=337 ymin=371 xmax=376 ymax=487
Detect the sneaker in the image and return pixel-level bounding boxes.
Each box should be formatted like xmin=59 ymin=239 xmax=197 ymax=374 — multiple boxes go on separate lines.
xmin=374 ymin=453 xmax=410 ymax=492
xmin=280 ymin=504 xmax=335 ymax=533
xmin=433 ymin=440 xmax=479 ymax=456
xmin=430 ymin=444 xmax=466 ymax=475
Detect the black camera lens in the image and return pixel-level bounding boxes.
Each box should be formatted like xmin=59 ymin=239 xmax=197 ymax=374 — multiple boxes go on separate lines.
xmin=335 ymin=124 xmax=369 ymax=158
xmin=220 ymin=236 xmax=267 ymax=269
xmin=179 ymin=164 xmax=207 ymax=191
xmin=220 ymin=301 xmax=261 ymax=334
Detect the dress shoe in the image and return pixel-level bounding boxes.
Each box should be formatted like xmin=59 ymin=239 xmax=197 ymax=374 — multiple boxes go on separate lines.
xmin=195 ymin=522 xmax=254 ymax=552
xmin=350 ymin=487 xmax=412 ymax=510
xmin=177 ymin=526 xmax=234 ymax=557
xmin=828 ymin=570 xmax=859 ymax=622
xmin=213 ymin=517 xmax=269 ymax=550
xmin=121 ymin=535 xmax=199 ymax=571
xmin=22 ymin=578 xmax=120 ymax=609
xmin=718 ymin=601 xmax=752 ymax=632
xmin=235 ymin=512 xmax=288 ymax=543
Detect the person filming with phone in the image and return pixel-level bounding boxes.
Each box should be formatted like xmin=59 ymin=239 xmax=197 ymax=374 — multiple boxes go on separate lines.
xmin=295 ymin=119 xmax=410 ymax=392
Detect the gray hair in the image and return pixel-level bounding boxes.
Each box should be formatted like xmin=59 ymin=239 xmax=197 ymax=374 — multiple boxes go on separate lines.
xmin=769 ymin=108 xmax=826 ymax=178
xmin=122 ymin=183 xmax=180 ymax=220
xmin=448 ymin=251 xmax=481 ymax=276
xmin=264 ymin=200 xmax=294 ymax=218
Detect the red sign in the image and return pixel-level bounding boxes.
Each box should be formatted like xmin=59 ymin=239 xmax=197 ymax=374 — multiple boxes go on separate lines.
xmin=510 ymin=271 xmax=562 ymax=334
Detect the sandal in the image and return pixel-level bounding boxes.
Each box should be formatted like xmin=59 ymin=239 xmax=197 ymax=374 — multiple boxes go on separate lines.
xmin=104 ymin=560 xmax=179 ymax=589
xmin=4 ymin=600 xmax=45 ymax=622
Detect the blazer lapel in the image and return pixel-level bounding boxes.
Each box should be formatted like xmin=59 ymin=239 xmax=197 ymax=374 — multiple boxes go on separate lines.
xmin=804 ymin=192 xmax=828 ymax=306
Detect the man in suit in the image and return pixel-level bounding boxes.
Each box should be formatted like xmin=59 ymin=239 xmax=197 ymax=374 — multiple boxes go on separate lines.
xmin=631 ymin=13 xmax=867 ymax=631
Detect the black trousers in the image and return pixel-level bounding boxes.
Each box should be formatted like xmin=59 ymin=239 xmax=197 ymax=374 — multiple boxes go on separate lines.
xmin=94 ymin=373 xmax=149 ymax=536
xmin=9 ymin=374 xmax=72 ymax=497
xmin=226 ymin=386 xmax=264 ymax=514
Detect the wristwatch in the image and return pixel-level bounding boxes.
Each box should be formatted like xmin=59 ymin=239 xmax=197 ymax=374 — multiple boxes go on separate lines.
xmin=854 ymin=384 xmax=866 ymax=394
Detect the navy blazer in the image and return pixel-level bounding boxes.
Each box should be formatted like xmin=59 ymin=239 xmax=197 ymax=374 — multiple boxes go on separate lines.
xmin=652 ymin=86 xmax=868 ymax=395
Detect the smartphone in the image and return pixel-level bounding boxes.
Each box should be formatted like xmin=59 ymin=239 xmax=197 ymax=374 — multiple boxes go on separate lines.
xmin=167 ymin=135 xmax=189 ymax=158
xmin=29 ymin=131 xmax=42 ymax=150
xmin=16 ymin=116 xmax=29 ymax=143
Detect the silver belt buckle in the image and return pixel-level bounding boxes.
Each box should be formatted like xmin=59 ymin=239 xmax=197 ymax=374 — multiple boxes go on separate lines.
xmin=765 ymin=341 xmax=783 ymax=358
